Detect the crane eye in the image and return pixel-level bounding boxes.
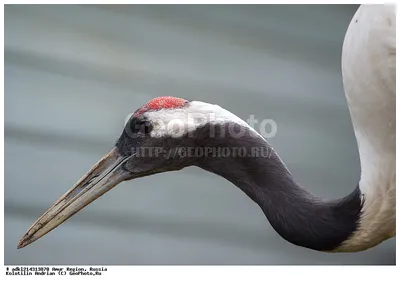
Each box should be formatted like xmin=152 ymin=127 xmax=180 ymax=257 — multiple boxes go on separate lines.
xmin=129 ymin=119 xmax=153 ymax=135
xmin=140 ymin=121 xmax=153 ymax=134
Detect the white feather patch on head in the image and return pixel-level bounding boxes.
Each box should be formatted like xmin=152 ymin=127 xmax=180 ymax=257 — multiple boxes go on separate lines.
xmin=139 ymin=101 xmax=263 ymax=139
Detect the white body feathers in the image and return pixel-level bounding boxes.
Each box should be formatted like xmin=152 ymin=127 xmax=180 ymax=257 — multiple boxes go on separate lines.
xmin=338 ymin=4 xmax=396 ymax=251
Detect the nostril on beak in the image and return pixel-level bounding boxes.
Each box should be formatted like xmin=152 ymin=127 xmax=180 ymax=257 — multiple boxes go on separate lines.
xmin=82 ymin=174 xmax=100 ymax=188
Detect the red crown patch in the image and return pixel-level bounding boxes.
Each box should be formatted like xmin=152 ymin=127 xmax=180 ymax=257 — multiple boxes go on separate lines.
xmin=135 ymin=96 xmax=188 ymax=116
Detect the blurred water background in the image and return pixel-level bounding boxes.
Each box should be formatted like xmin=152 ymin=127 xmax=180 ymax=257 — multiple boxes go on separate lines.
xmin=4 ymin=4 xmax=395 ymax=264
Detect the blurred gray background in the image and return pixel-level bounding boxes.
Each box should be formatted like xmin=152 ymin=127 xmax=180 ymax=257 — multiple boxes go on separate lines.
xmin=4 ymin=4 xmax=395 ymax=265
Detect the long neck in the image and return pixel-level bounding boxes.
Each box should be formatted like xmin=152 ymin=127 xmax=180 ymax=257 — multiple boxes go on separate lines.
xmin=195 ymin=124 xmax=362 ymax=252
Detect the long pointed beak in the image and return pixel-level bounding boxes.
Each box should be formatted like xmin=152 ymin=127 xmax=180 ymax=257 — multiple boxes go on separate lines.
xmin=17 ymin=147 xmax=131 ymax=249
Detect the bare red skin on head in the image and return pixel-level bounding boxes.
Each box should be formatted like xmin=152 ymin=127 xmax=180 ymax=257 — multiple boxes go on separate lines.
xmin=135 ymin=96 xmax=188 ymax=116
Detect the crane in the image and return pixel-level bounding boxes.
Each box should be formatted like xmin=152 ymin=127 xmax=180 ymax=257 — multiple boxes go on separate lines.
xmin=18 ymin=5 xmax=395 ymax=252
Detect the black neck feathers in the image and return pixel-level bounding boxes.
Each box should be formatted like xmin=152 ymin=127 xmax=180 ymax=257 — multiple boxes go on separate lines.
xmin=194 ymin=123 xmax=363 ymax=251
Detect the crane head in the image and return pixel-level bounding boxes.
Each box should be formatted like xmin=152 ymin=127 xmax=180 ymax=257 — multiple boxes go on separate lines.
xmin=17 ymin=96 xmax=259 ymax=249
